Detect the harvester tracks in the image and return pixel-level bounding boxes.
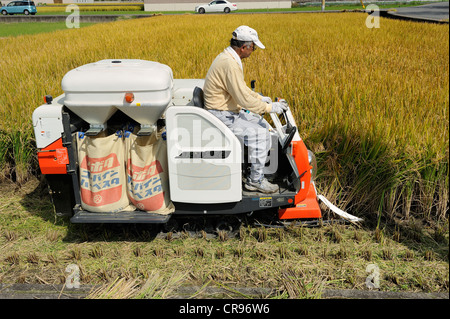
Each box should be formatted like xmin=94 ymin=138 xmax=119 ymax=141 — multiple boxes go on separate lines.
xmin=152 ymin=210 xmax=350 ymax=240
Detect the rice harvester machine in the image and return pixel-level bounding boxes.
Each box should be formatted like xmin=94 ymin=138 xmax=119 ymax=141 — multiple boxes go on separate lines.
xmin=32 ymin=59 xmax=338 ymax=225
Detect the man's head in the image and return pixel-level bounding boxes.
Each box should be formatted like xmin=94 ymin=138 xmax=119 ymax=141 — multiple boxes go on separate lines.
xmin=230 ymin=26 xmax=264 ymax=59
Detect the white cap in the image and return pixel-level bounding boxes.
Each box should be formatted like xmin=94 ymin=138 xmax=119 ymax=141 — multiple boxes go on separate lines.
xmin=232 ymin=25 xmax=265 ymax=49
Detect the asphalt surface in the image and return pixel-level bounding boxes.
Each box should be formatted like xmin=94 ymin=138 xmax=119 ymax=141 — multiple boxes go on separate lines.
xmin=0 ymin=283 xmax=448 ymax=299
xmin=389 ymin=1 xmax=449 ymax=22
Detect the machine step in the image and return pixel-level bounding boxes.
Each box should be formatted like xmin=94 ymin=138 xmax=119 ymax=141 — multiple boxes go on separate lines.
xmin=70 ymin=210 xmax=171 ymax=224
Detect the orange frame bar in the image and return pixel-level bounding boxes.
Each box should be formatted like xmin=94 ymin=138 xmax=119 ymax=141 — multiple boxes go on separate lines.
xmin=278 ymin=139 xmax=322 ymax=219
xmin=279 ymin=185 xmax=322 ymax=219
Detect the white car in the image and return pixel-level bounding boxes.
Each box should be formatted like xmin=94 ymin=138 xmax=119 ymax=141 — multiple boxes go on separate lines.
xmin=195 ymin=0 xmax=237 ymax=14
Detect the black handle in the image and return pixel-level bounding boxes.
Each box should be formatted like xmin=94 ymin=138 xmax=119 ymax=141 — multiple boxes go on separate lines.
xmin=282 ymin=126 xmax=297 ymax=154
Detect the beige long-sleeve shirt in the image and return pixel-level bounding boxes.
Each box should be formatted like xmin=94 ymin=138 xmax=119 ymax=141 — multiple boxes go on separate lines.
xmin=203 ymin=49 xmax=272 ymax=114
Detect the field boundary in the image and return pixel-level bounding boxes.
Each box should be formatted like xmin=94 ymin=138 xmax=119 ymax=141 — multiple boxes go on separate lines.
xmin=1 ymin=9 xmax=448 ymax=24
xmin=0 ymin=10 xmax=375 ymax=23
xmin=0 ymin=283 xmax=448 ymax=299
xmin=383 ymin=11 xmax=449 ymax=23
xmin=0 ymin=14 xmax=155 ymax=23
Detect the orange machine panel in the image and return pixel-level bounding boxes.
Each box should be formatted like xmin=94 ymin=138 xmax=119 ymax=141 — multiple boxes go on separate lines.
xmin=37 ymin=138 xmax=69 ymax=174
xmin=291 ymin=140 xmax=312 ymax=204
xmin=278 ymin=185 xmax=322 ymax=219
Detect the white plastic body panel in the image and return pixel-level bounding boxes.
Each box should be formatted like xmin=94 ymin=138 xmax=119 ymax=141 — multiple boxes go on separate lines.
xmin=32 ymin=94 xmax=65 ymax=149
xmin=269 ymin=109 xmax=301 ymax=143
xmin=165 ymin=106 xmax=242 ymax=204
xmin=171 ymin=79 xmax=205 ymax=106
xmin=61 ymin=59 xmax=173 ymax=126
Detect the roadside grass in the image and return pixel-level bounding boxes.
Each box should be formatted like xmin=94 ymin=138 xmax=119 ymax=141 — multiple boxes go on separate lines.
xmin=0 ymin=22 xmax=96 ymax=37
xmin=35 ymin=10 xmax=153 ymax=15
xmin=35 ymin=3 xmax=144 ymax=14
xmin=0 ymin=178 xmax=447 ymax=297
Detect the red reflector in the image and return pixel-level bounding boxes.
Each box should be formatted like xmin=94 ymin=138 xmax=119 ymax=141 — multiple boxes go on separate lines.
xmin=125 ymin=92 xmax=134 ymax=103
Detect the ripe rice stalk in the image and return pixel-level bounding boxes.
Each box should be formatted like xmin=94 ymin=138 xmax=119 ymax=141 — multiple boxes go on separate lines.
xmin=334 ymin=246 xmax=348 ymax=260
xmin=46 ymin=229 xmax=60 ymax=242
xmin=436 ymin=171 xmax=449 ymax=221
xmin=254 ymin=249 xmax=266 ymax=260
xmin=26 ymin=252 xmax=39 ymax=264
xmin=134 ymin=271 xmax=186 ymax=299
xmin=361 ymin=249 xmax=372 ymax=261
xmin=5 ymin=253 xmax=20 ymax=265
xmin=69 ymin=247 xmax=82 ymax=261
xmin=279 ymin=268 xmax=324 ymax=299
xmin=353 ymin=230 xmax=362 ymax=242
xmin=374 ymin=227 xmax=384 ymax=243
xmin=173 ymin=246 xmax=184 ymax=257
xmin=278 ymin=246 xmax=289 ymax=259
xmin=233 ymin=245 xmax=244 ymax=258
xmin=217 ymin=230 xmax=228 ymax=242
xmin=89 ymin=245 xmax=104 ymax=258
xmin=0 ymin=131 xmax=11 ymax=180
xmin=133 ymin=246 xmax=143 ymax=257
xmin=254 ymin=227 xmax=267 ymax=242
xmin=382 ymin=248 xmax=394 ymax=260
xmin=153 ymin=247 xmax=165 ymax=258
xmin=215 ymin=247 xmax=225 ymax=259
xmin=194 ymin=247 xmax=204 ymax=258
xmin=3 ymin=229 xmax=17 ymax=242
xmin=46 ymin=253 xmax=58 ymax=264
xmin=8 ymin=129 xmax=36 ymax=184
xmin=296 ymin=245 xmax=309 ymax=256
xmin=87 ymin=277 xmax=140 ymax=299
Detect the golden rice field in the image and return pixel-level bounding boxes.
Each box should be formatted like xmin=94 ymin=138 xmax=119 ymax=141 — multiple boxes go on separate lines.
xmin=0 ymin=13 xmax=448 ymax=223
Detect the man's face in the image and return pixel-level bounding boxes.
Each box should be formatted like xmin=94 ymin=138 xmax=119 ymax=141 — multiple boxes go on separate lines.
xmin=239 ymin=42 xmax=256 ymax=59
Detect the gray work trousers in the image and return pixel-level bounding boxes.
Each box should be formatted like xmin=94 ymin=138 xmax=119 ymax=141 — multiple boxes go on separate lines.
xmin=208 ymin=109 xmax=271 ymax=182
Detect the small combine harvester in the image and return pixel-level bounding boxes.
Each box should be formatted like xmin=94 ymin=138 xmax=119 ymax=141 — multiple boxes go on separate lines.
xmin=32 ymin=59 xmax=361 ymax=228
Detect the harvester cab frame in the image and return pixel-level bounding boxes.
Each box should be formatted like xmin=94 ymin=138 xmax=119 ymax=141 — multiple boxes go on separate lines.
xmin=32 ymin=59 xmax=343 ymax=225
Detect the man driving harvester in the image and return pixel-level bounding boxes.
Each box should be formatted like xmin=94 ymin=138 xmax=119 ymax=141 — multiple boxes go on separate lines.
xmin=203 ymin=25 xmax=288 ymax=194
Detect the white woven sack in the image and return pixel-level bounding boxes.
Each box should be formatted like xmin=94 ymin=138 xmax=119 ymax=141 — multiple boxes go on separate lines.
xmin=77 ymin=133 xmax=134 ymax=213
xmin=126 ymin=131 xmax=174 ymax=215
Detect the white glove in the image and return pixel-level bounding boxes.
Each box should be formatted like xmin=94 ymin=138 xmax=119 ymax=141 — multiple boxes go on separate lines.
xmin=261 ymin=96 xmax=272 ymax=103
xmin=270 ymin=101 xmax=288 ymax=114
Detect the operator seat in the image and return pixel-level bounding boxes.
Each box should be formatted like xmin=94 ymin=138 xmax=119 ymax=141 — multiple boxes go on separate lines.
xmin=192 ymin=86 xmax=205 ymax=108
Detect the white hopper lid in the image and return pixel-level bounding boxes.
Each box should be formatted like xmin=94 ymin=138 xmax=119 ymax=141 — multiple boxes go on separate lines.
xmin=60 ymin=59 xmax=174 ymax=127
xmin=61 ymin=59 xmax=173 ymax=93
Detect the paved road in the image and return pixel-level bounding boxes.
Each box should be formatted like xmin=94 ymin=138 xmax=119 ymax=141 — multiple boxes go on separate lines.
xmin=0 ymin=283 xmax=448 ymax=299
xmin=389 ymin=1 xmax=449 ymax=21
